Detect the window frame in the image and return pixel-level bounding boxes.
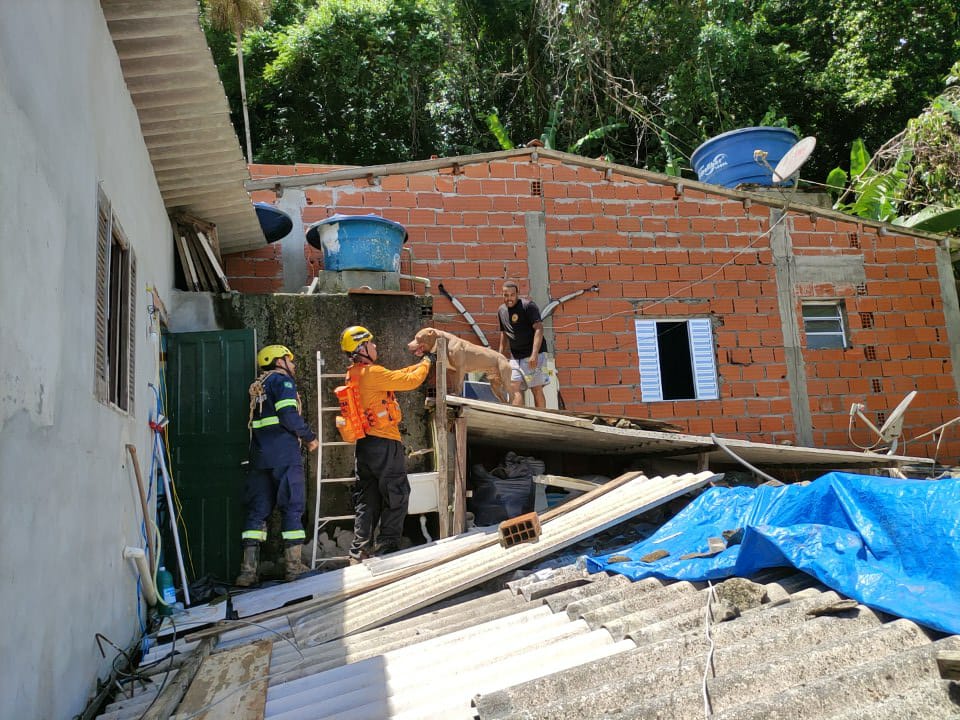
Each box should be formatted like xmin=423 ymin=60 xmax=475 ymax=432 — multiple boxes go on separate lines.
xmin=94 ymin=185 xmax=136 ymax=413
xmin=801 ymin=301 xmax=849 ymax=350
xmin=635 ymin=317 xmax=719 ymax=402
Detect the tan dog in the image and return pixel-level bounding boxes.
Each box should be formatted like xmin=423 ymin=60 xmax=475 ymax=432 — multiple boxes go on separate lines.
xmin=408 ymin=327 xmax=511 ymax=403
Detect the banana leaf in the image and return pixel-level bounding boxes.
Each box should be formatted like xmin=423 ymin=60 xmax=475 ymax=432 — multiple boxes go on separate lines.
xmin=485 ymin=112 xmax=514 ymax=150
xmin=895 ymin=205 xmax=960 ymax=233
xmin=567 ymin=122 xmax=626 ymax=154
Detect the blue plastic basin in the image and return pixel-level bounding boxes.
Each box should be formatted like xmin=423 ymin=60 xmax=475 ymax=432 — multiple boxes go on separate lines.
xmin=690 ymin=127 xmax=798 ymax=188
xmin=306 ymin=214 xmax=407 ymax=272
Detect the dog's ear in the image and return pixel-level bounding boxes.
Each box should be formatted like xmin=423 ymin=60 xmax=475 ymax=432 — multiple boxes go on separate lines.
xmin=425 ymin=328 xmax=438 ymax=339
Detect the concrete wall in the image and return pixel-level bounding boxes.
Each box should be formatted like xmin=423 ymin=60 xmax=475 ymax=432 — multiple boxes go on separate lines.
xmin=236 ymin=158 xmax=960 ymax=462
xmin=0 ymin=2 xmax=174 ymax=717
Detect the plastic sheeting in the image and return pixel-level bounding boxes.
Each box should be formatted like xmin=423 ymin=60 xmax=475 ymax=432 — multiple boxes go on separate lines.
xmin=586 ymin=472 xmax=960 ymax=634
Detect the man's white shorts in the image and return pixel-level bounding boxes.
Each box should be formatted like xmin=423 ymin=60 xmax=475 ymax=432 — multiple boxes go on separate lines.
xmin=509 ymin=353 xmax=550 ymax=390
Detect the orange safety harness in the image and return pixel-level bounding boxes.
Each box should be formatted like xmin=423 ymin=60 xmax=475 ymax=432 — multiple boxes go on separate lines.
xmin=334 ymin=365 xmax=402 ymax=442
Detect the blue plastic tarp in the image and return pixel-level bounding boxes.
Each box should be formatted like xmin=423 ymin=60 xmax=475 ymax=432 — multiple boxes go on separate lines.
xmin=586 ymin=472 xmax=960 ymax=634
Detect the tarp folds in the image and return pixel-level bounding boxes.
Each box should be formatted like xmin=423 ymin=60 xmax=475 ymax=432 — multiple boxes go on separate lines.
xmin=586 ymin=472 xmax=960 ymax=634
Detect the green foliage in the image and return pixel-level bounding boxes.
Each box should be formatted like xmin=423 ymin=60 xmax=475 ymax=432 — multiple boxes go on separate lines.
xmin=248 ymin=0 xmax=447 ymax=164
xmin=828 ymin=139 xmax=911 ymax=223
xmin=485 ymin=111 xmax=514 ymax=150
xmin=204 ymin=0 xmax=960 ymax=181
xmin=567 ymin=123 xmax=627 ymax=155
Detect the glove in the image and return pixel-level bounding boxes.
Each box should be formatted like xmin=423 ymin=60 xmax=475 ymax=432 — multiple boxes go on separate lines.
xmin=422 ymin=352 xmax=437 ymax=365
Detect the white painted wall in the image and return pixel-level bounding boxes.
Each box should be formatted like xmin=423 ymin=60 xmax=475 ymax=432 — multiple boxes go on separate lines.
xmin=0 ymin=2 xmax=174 ymax=717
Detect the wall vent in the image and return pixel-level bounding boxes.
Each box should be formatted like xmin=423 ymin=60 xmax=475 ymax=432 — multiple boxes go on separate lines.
xmin=864 ymin=346 xmax=877 ymax=361
xmin=871 ymin=378 xmax=883 ymax=393
xmin=530 ymin=180 xmax=542 ymax=196
xmin=859 ymin=312 xmax=874 ymax=329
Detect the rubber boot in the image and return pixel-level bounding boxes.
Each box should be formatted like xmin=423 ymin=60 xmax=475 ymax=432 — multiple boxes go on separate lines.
xmin=284 ymin=544 xmax=309 ymax=581
xmin=235 ymin=544 xmax=260 ymax=587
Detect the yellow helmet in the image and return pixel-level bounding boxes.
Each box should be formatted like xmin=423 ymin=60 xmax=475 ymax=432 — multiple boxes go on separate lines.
xmin=340 ymin=326 xmax=373 ymax=353
xmin=257 ymin=344 xmax=293 ymax=368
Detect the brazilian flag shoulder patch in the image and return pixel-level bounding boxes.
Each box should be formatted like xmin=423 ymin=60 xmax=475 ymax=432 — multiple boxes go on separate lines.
xmin=284 ymin=381 xmax=294 ymax=389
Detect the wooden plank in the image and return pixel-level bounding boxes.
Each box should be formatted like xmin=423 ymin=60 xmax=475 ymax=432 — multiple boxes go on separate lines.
xmin=141 ymin=638 xmax=212 ymax=720
xmin=185 ymin=227 xmax=218 ymax=291
xmin=177 ymin=233 xmax=200 ymax=291
xmin=453 ymin=413 xmax=468 ymax=533
xmin=173 ymin=640 xmax=272 ymax=720
xmin=433 ymin=336 xmax=450 ymax=538
xmin=196 ymin=230 xmax=231 ymax=291
xmin=532 ymin=474 xmax=602 ymax=492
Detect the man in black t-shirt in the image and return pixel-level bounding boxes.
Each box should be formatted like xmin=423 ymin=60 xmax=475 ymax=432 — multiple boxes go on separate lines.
xmin=497 ymin=281 xmax=550 ymax=408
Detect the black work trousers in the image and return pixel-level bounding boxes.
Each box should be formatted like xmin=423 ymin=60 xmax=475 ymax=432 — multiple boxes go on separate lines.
xmin=350 ymin=435 xmax=410 ymax=557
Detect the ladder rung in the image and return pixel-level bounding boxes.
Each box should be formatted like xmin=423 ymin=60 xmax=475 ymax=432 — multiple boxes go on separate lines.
xmin=320 ymin=373 xmax=346 ymax=380
xmin=317 ymin=515 xmax=355 ymax=522
xmin=318 ymin=476 xmax=355 ymax=484
xmin=322 ymin=441 xmax=356 ymax=447
xmin=320 ymin=407 xmax=341 ymax=412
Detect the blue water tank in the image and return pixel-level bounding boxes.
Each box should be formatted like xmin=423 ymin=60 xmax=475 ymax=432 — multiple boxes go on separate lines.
xmin=690 ymin=127 xmax=798 ymax=188
xmin=306 ymin=214 xmax=407 ymax=272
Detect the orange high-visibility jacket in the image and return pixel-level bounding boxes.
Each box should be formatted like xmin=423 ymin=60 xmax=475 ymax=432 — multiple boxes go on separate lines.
xmin=353 ymin=360 xmax=431 ymax=441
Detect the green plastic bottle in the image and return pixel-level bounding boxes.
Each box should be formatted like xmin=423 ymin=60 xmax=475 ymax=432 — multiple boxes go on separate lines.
xmin=156 ymin=566 xmax=176 ymax=617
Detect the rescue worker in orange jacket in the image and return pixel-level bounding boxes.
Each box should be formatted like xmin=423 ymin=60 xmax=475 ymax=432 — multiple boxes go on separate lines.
xmin=340 ymin=326 xmax=432 ymax=562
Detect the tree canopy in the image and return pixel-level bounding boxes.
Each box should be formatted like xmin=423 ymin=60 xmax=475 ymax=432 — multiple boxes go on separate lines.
xmin=204 ymin=0 xmax=960 ymax=180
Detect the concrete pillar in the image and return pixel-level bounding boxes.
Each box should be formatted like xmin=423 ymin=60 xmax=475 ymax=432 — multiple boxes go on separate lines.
xmin=276 ymin=189 xmax=309 ymax=292
xmin=770 ymin=209 xmax=813 ymax=446
xmin=935 ymin=243 xmax=960 ymax=399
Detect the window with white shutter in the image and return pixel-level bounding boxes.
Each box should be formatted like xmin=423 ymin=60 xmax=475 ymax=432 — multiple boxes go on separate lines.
xmin=94 ymin=185 xmax=136 ymax=413
xmin=635 ymin=318 xmax=719 ymax=401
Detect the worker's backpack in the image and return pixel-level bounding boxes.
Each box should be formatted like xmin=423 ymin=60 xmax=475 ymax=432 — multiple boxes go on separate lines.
xmin=334 ymin=369 xmax=369 ymax=443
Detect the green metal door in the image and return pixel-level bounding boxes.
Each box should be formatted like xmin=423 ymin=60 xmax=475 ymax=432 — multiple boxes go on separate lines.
xmin=166 ymin=329 xmax=255 ymax=582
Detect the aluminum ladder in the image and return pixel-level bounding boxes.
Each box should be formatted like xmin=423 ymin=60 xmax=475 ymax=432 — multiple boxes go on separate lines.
xmin=310 ymin=350 xmax=356 ymax=568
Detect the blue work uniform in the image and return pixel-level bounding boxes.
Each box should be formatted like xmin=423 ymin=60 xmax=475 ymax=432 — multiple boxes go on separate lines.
xmin=242 ymin=371 xmax=317 ymax=547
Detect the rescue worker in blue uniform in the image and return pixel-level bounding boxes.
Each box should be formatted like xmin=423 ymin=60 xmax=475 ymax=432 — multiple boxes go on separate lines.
xmin=235 ymin=345 xmax=319 ymax=586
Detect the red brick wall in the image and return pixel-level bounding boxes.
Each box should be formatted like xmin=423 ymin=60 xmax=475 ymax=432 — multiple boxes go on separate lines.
xmin=235 ymin=157 xmax=960 ymax=462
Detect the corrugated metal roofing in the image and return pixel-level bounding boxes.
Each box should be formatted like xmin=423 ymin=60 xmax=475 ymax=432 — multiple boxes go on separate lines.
xmin=101 ymin=0 xmax=264 ymax=253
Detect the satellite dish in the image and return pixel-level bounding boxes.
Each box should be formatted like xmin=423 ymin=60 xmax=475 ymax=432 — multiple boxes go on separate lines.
xmin=848 ymin=390 xmax=917 ymax=455
xmin=772 ymin=136 xmax=817 ymax=183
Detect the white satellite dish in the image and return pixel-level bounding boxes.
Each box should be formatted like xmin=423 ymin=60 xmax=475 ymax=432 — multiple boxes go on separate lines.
xmin=848 ymin=390 xmax=917 ymax=455
xmin=772 ymin=136 xmax=817 ymax=183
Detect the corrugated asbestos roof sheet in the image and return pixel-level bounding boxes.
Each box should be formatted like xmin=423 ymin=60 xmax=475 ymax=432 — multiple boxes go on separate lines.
xmin=446 ymin=396 xmax=933 ymax=469
xmin=101 ymin=0 xmax=265 ymax=254
xmin=104 ymin=569 xmax=960 ymax=719
xmin=97 ymin=471 xmax=959 ymax=719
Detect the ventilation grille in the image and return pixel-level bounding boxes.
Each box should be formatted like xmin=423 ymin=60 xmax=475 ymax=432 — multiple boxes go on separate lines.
xmin=871 ymin=378 xmax=883 ymax=393
xmin=856 ymin=283 xmax=868 ymax=296
xmin=850 ymin=234 xmax=861 ymax=249
xmin=859 ymin=312 xmax=874 ymax=329
xmin=864 ymin=346 xmax=877 ymax=361
xmin=530 ymin=180 xmax=542 ymax=196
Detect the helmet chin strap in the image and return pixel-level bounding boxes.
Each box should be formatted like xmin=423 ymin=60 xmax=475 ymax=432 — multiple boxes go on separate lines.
xmin=278 ymin=357 xmax=296 ymax=377
xmin=353 ymin=343 xmax=374 ymax=364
